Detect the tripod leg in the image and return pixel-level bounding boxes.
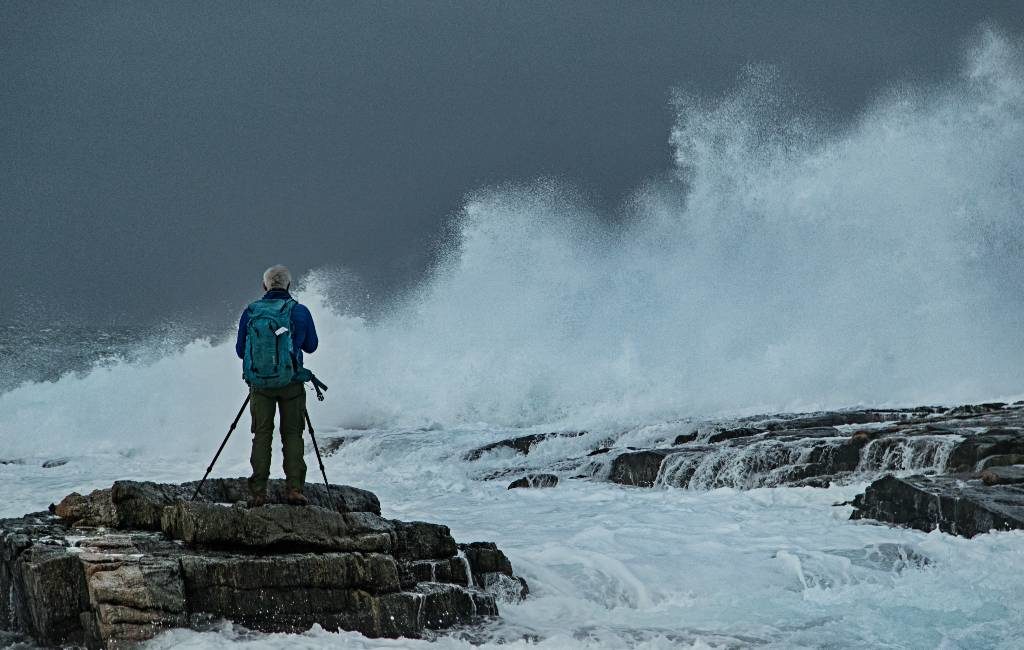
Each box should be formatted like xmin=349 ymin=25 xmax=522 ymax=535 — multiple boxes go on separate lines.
xmin=304 ymin=409 xmax=331 ymax=491
xmin=191 ymin=394 xmax=251 ymax=501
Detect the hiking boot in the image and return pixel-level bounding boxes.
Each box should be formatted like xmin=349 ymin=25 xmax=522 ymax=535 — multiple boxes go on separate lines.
xmin=286 ymin=488 xmax=309 ymax=506
xmin=246 ymin=493 xmax=267 ymax=508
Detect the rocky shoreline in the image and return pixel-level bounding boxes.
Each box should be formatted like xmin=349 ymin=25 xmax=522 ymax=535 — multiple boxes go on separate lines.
xmin=462 ymin=402 xmax=1024 ymax=537
xmin=0 ymin=478 xmax=527 ymax=648
xmin=6 ymin=402 xmax=1024 ymax=647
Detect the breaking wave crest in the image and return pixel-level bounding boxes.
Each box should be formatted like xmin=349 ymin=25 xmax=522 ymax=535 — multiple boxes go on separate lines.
xmin=2 ymin=31 xmax=1024 ymax=456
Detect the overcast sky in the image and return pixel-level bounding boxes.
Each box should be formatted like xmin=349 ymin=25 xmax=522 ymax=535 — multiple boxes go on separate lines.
xmin=3 ymin=1 xmax=1023 ymax=326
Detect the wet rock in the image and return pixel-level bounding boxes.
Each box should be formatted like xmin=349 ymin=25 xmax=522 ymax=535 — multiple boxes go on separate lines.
xmin=706 ymin=427 xmax=764 ymax=444
xmin=181 ymin=552 xmax=406 ymax=633
xmin=463 ymin=431 xmax=586 ymax=461
xmin=946 ymin=429 xmax=1024 ymax=472
xmin=850 ymin=474 xmax=1024 ymax=537
xmin=924 ymin=423 xmax=960 ymax=434
xmin=41 ymin=459 xmax=68 ymax=469
xmin=416 ymin=582 xmax=498 ymax=629
xmin=786 ymin=474 xmax=835 ymax=488
xmin=980 ymin=465 xmax=1024 ymax=486
xmin=946 ymin=402 xmax=1007 ymax=416
xmin=770 ymin=463 xmax=833 ymax=486
xmin=320 ymin=435 xmax=361 ymax=457
xmin=459 ymin=542 xmax=514 ymax=577
xmin=475 ymin=467 xmax=528 ymax=481
xmin=507 ymin=474 xmax=559 ymax=489
xmin=769 ymin=426 xmax=844 ymax=441
xmin=608 ymin=449 xmax=676 ymax=487
xmin=478 ymin=571 xmax=530 ymax=603
xmin=9 ymin=544 xmax=91 ymax=646
xmin=850 ymin=430 xmax=876 ymax=446
xmin=459 ymin=542 xmax=529 ymax=602
xmin=471 ymin=408 xmax=1024 ymax=499
xmin=54 ymin=478 xmax=381 ymax=530
xmin=162 ymin=502 xmax=396 ymax=552
xmin=405 ymin=557 xmax=470 ymax=586
xmin=2 ymin=481 xmax=526 ymax=646
xmin=977 ymin=454 xmax=1024 ymax=470
xmin=767 ymin=411 xmax=903 ymax=430
xmin=391 ymin=521 xmax=458 ymax=561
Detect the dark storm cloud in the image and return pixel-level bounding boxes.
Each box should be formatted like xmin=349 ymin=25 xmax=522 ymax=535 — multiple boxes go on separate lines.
xmin=2 ymin=1 xmax=1022 ymax=326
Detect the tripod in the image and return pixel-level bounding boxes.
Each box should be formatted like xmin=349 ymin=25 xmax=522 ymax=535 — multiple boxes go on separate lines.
xmin=191 ymin=394 xmax=250 ymax=501
xmin=191 ymin=385 xmax=332 ymax=502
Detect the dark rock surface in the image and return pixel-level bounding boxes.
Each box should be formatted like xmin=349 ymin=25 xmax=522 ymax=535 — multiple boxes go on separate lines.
xmin=54 ymin=478 xmax=381 ymax=530
xmin=454 ymin=403 xmax=1024 ymax=540
xmin=945 ymin=429 xmax=1024 ymax=472
xmin=608 ymin=449 xmax=678 ymax=487
xmin=463 ymin=431 xmax=586 ymax=461
xmin=601 ymin=404 xmax=1024 ymax=492
xmin=391 ymin=521 xmax=458 ymax=561
xmin=161 ymin=502 xmax=395 ymax=552
xmin=320 ymin=435 xmax=361 ymax=457
xmin=455 ymin=402 xmax=1024 ymax=541
xmin=460 ymin=542 xmax=529 ymax=601
xmin=850 ymin=474 xmax=1024 ymax=537
xmin=977 ymin=454 xmax=1024 ymax=470
xmin=2 ymin=479 xmax=527 ymax=647
xmin=765 ymin=411 xmax=904 ymax=430
xmin=707 ymin=427 xmax=764 ymax=444
xmin=828 ymin=405 xmax=1024 ymax=538
xmin=980 ymin=465 xmax=1024 ymax=486
xmin=508 ymin=474 xmax=559 ymax=489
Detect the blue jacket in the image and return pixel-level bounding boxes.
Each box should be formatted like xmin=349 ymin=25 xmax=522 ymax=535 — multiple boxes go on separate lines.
xmin=236 ymin=289 xmax=319 ymax=367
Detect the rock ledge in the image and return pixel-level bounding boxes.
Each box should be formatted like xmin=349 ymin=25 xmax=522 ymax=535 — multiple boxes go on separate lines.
xmin=0 ymin=478 xmax=527 ymax=648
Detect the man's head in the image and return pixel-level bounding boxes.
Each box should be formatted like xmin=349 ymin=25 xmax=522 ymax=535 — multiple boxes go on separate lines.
xmin=262 ymin=265 xmax=292 ymax=292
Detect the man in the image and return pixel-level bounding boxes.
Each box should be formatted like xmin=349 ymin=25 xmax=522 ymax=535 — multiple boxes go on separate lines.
xmin=235 ymin=265 xmax=319 ymax=506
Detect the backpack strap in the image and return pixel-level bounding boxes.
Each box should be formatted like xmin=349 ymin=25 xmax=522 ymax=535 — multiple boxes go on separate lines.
xmin=282 ymin=299 xmax=299 ymax=367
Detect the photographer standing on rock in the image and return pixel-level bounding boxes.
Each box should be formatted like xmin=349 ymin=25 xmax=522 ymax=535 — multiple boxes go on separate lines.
xmin=235 ymin=265 xmax=319 ymax=507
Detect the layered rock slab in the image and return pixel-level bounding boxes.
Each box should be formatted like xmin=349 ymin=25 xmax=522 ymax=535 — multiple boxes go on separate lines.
xmin=54 ymin=478 xmax=380 ymax=530
xmin=850 ymin=474 xmax=1024 ymax=537
xmin=2 ymin=479 xmax=527 ymax=648
xmin=599 ymin=405 xmax=1024 ymax=491
xmin=161 ymin=502 xmax=394 ymax=552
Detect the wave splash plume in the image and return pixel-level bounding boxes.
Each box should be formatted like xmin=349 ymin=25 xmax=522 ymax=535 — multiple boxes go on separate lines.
xmin=318 ymin=29 xmax=1024 ymax=429
xmin=1 ymin=31 xmax=1023 ymax=456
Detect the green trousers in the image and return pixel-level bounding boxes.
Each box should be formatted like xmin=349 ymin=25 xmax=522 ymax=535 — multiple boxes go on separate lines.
xmin=248 ymin=382 xmax=307 ymax=493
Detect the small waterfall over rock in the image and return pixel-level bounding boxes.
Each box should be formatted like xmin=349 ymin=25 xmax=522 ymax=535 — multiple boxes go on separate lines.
xmin=606 ymin=405 xmax=1024 ymax=492
xmin=856 ymin=435 xmax=961 ymax=476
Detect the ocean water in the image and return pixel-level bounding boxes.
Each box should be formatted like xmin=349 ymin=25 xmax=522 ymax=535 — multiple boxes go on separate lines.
xmin=3 ymin=29 xmax=1024 ymax=649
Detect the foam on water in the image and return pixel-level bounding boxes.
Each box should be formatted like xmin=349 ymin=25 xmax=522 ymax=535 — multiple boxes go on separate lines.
xmin=1 ymin=29 xmax=1024 ymax=650
xmin=3 ymin=426 xmax=1024 ymax=649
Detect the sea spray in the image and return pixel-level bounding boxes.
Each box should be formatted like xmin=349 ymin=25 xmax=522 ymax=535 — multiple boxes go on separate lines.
xmin=303 ymin=29 xmax=1024 ymax=430
xmin=1 ymin=31 xmax=1023 ymax=453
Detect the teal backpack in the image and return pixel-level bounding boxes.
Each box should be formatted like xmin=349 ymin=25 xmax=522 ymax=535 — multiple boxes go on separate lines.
xmin=242 ymin=299 xmax=300 ymax=389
